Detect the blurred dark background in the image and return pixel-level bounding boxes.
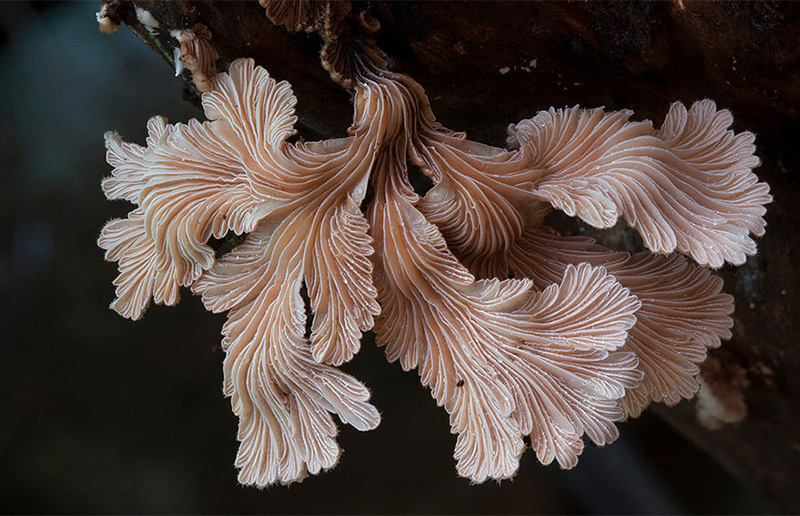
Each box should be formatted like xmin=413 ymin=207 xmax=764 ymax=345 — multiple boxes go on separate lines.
xmin=0 ymin=1 xmax=791 ymax=514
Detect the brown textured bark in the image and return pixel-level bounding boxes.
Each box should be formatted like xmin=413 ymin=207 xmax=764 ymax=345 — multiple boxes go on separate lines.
xmin=107 ymin=0 xmax=800 ymax=511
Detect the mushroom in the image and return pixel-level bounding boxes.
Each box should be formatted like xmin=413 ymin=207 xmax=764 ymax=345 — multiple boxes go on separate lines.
xmin=99 ymin=9 xmax=770 ymax=487
xmin=261 ymin=0 xmax=348 ymax=34
xmin=100 ymin=57 xmax=381 ymax=485
xmin=96 ymin=3 xmax=120 ymax=35
xmin=135 ymin=7 xmax=160 ymax=31
xmin=695 ymin=355 xmax=749 ymax=430
xmin=171 ymin=24 xmax=218 ymax=93
xmin=415 ymin=99 xmax=768 ymax=418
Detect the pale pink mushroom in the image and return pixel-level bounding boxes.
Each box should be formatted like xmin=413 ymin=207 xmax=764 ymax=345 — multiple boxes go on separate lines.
xmin=100 ymin=58 xmax=381 ymax=485
xmin=506 ymin=101 xmax=770 ymax=268
xmin=99 ymin=7 xmax=771 ymax=487
xmin=362 ymin=69 xmax=644 ymax=480
xmin=371 ymin=176 xmax=643 ymax=478
xmin=171 ymin=24 xmax=218 ymax=93
xmin=415 ymin=98 xmax=768 ymax=419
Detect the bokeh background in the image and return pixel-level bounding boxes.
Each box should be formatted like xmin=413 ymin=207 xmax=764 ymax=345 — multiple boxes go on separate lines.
xmin=0 ymin=2 xmax=785 ymax=514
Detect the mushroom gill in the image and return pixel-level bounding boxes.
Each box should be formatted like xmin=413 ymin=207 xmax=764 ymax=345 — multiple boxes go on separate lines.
xmin=98 ymin=6 xmax=771 ymax=487
xmin=100 ymin=58 xmax=381 ymax=485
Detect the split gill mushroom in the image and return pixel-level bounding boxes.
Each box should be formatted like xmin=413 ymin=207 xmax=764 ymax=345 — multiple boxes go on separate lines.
xmin=97 ymin=2 xmax=771 ymax=487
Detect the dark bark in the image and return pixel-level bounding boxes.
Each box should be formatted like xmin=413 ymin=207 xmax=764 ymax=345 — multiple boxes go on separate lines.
xmin=108 ymin=1 xmax=800 ymax=511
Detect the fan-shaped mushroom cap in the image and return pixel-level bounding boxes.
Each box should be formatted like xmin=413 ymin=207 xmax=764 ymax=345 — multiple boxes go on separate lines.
xmin=344 ymin=72 xmax=644 ymax=480
xmin=507 ymin=101 xmax=771 ymax=268
xmin=193 ymin=220 xmax=379 ymax=484
xmin=171 ymin=24 xmax=218 ymax=92
xmin=371 ymin=148 xmax=642 ymax=480
xmin=491 ymin=227 xmax=734 ymax=418
xmin=413 ymin=97 xmax=762 ymax=418
xmin=101 ymin=58 xmax=384 ymax=485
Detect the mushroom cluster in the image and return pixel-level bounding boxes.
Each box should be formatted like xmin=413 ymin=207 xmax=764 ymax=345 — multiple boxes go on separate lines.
xmin=98 ymin=2 xmax=771 ymax=487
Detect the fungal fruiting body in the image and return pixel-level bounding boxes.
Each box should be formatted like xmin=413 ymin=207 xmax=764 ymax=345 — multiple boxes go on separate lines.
xmin=695 ymin=355 xmax=750 ymax=430
xmin=98 ymin=6 xmax=770 ymax=487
